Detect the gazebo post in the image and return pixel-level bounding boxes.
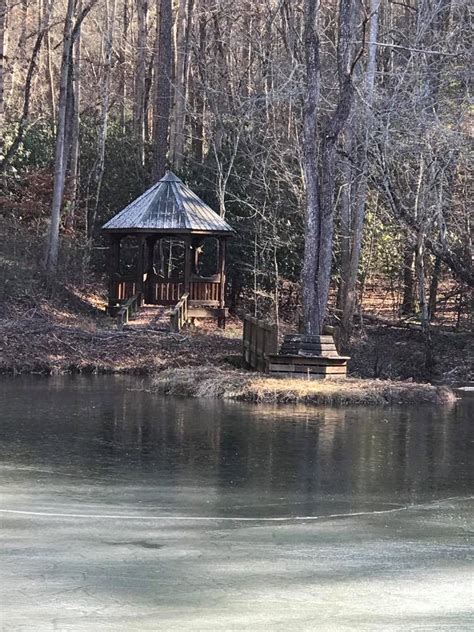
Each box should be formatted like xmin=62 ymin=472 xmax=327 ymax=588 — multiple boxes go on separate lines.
xmin=184 ymin=236 xmax=192 ymax=297
xmin=218 ymin=237 xmax=226 ymax=328
xmin=136 ymin=235 xmax=145 ymax=306
xmin=107 ymin=234 xmax=121 ymax=314
xmin=191 ymin=237 xmax=201 ymax=275
xmin=145 ymin=235 xmax=157 ymax=304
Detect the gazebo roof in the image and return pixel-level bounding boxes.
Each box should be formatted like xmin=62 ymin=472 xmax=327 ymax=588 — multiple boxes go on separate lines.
xmin=102 ymin=171 xmax=234 ymax=235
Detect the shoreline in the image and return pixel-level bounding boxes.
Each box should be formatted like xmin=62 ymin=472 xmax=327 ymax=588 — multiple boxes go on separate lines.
xmin=0 ymin=309 xmax=465 ymax=407
xmin=152 ymin=367 xmax=455 ymax=407
xmin=0 ymin=361 xmax=456 ymax=407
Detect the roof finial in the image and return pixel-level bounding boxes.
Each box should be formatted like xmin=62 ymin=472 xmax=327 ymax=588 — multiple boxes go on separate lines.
xmin=159 ymin=170 xmax=182 ymax=183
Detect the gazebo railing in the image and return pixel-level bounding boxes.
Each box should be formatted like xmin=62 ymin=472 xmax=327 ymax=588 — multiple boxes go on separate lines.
xmin=112 ymin=276 xmax=222 ymax=307
xmin=189 ymin=280 xmax=220 ymax=303
xmin=115 ymin=276 xmax=139 ymax=301
xmin=149 ymin=279 xmax=184 ymax=304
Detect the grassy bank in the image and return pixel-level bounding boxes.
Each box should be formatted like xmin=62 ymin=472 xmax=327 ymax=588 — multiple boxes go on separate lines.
xmin=152 ymin=367 xmax=456 ymax=406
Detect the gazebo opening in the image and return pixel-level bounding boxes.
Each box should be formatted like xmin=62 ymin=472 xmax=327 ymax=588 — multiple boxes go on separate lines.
xmin=194 ymin=237 xmax=220 ymax=277
xmin=102 ymin=172 xmax=234 ymax=327
xmin=119 ymin=235 xmax=140 ymax=276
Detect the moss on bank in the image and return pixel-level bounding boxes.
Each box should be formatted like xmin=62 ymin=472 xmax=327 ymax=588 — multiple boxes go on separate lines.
xmin=152 ymin=367 xmax=456 ymax=407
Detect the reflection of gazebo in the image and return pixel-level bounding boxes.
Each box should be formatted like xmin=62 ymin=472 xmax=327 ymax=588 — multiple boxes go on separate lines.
xmin=102 ymin=171 xmax=234 ymax=326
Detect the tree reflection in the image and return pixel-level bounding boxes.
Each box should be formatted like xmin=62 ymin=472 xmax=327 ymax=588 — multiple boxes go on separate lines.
xmin=0 ymin=376 xmax=472 ymax=516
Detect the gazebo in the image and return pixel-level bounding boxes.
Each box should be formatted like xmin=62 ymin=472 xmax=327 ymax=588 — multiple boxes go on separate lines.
xmin=102 ymin=171 xmax=234 ymax=326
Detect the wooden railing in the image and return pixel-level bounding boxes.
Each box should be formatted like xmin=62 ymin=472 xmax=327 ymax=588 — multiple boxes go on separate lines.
xmin=243 ymin=315 xmax=278 ymax=371
xmin=189 ymin=281 xmax=220 ymax=304
xmin=115 ymin=278 xmax=138 ymax=300
xmin=149 ymin=280 xmax=184 ymax=304
xmin=116 ymin=293 xmax=141 ymax=328
xmin=170 ymin=293 xmax=189 ymax=333
xmin=114 ymin=277 xmax=221 ymax=306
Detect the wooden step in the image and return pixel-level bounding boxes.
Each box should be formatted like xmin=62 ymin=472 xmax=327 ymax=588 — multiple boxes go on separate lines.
xmin=268 ymin=363 xmax=347 ymax=374
xmin=267 ymin=354 xmax=349 ymax=365
xmin=267 ymin=372 xmax=346 ymax=380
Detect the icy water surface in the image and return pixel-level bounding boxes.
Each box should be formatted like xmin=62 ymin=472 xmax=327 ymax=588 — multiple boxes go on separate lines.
xmin=0 ymin=375 xmax=473 ymax=630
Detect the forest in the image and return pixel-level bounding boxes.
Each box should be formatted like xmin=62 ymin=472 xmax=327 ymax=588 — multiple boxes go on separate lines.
xmin=0 ymin=0 xmax=472 ymax=383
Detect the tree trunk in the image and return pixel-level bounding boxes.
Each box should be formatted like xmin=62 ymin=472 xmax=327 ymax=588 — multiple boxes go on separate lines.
xmin=401 ymin=243 xmax=416 ymax=315
xmin=43 ymin=0 xmax=56 ymax=134
xmin=0 ymin=0 xmax=6 ymax=126
xmin=169 ymin=0 xmax=193 ymax=169
xmin=44 ymin=0 xmax=76 ymax=277
xmin=87 ymin=0 xmax=116 ymax=240
xmin=337 ymin=121 xmax=354 ymax=312
xmin=416 ymin=231 xmax=434 ymax=371
xmin=66 ymin=0 xmax=82 ymax=230
xmin=1 ymin=26 xmax=44 ymax=172
xmin=428 ymin=255 xmax=441 ymax=321
xmin=134 ymin=0 xmax=147 ymax=166
xmin=301 ymin=0 xmax=358 ymax=335
xmin=119 ymin=0 xmax=129 ymax=133
xmin=301 ymin=0 xmax=322 ymax=335
xmin=190 ymin=7 xmax=206 ymax=163
xmin=339 ymin=0 xmax=380 ymax=349
xmin=152 ymin=0 xmax=172 ymax=180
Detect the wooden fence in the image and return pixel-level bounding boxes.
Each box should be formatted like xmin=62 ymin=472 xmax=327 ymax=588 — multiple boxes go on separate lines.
xmin=116 ymin=293 xmax=141 ymax=328
xmin=170 ymin=293 xmax=189 ymax=333
xmin=243 ymin=315 xmax=278 ymax=371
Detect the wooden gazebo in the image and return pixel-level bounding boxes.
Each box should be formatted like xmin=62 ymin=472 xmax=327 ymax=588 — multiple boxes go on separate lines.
xmin=102 ymin=171 xmax=234 ymax=326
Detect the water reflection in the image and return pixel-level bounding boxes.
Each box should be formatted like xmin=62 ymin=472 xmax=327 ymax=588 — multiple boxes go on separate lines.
xmin=0 ymin=375 xmax=472 ymax=517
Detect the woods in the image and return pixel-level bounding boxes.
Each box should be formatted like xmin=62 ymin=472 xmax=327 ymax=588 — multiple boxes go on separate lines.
xmin=1 ymin=0 xmax=472 ymax=373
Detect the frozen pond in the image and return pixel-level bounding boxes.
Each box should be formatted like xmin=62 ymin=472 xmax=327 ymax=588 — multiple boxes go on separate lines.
xmin=0 ymin=376 xmax=473 ymax=630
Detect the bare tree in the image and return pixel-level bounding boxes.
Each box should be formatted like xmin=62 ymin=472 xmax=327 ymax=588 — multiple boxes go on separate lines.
xmin=169 ymin=0 xmax=193 ymax=169
xmin=0 ymin=0 xmax=6 ymax=127
xmin=134 ymin=0 xmax=147 ymax=165
xmin=44 ymin=0 xmax=98 ymax=277
xmin=339 ymin=0 xmax=381 ymax=346
xmin=87 ymin=0 xmax=117 ymax=239
xmin=301 ymin=0 xmax=321 ymax=335
xmin=152 ymin=0 xmax=172 ymax=180
xmin=1 ymin=25 xmax=44 ymax=171
xmin=302 ymin=0 xmax=362 ymax=335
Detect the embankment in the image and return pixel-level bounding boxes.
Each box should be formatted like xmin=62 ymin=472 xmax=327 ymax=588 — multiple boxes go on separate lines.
xmin=152 ymin=367 xmax=456 ymax=406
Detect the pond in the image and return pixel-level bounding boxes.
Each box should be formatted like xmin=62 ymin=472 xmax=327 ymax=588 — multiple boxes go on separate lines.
xmin=1 ymin=376 xmax=473 ymax=630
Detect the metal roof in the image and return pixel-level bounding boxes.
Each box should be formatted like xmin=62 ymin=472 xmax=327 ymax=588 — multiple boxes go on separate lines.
xmin=102 ymin=171 xmax=234 ymax=234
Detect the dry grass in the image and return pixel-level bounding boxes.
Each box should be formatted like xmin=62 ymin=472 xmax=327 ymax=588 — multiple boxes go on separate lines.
xmin=152 ymin=367 xmax=456 ymax=406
